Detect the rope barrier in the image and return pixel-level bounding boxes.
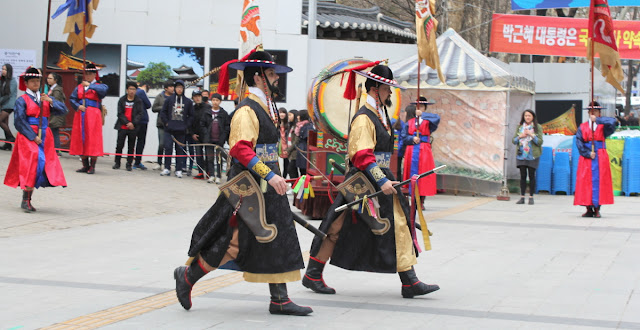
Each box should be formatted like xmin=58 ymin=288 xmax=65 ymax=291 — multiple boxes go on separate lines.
xmin=0 ymin=139 xmax=226 ymax=158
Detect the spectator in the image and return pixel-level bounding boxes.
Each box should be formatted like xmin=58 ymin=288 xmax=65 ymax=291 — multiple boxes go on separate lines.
xmin=1 ymin=63 xmax=17 ymax=150
xmin=293 ymin=109 xmax=314 ymax=176
xmin=201 ymin=89 xmax=212 ymax=106
xmin=159 ymin=79 xmax=193 ymax=178
xmin=46 ymin=72 xmax=67 ymax=156
xmin=277 ymin=107 xmax=290 ymax=178
xmin=69 ymin=63 xmax=108 ymax=174
xmin=152 ymin=80 xmax=173 ymax=170
xmin=512 ymin=109 xmax=543 ymax=205
xmin=205 ymin=93 xmax=230 ymax=183
xmin=616 ymin=112 xmax=627 ymax=127
xmin=112 ymin=81 xmax=144 ymax=171
xmin=627 ymin=112 xmax=639 ymax=127
xmin=189 ymin=89 xmax=208 ymax=179
xmin=285 ymin=109 xmax=299 ymax=179
xmin=132 ymin=83 xmax=152 ymax=170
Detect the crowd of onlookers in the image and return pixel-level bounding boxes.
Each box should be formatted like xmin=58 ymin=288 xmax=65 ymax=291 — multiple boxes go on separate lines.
xmin=616 ymin=110 xmax=640 ymax=127
xmin=0 ymin=63 xmax=317 ymax=184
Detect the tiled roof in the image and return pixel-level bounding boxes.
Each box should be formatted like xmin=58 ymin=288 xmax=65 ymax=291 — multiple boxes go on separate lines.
xmin=302 ymin=1 xmax=416 ymax=41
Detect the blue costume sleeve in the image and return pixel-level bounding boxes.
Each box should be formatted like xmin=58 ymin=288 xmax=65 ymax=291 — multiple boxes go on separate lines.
xmin=575 ymin=127 xmax=591 ymax=158
xmin=422 ymin=112 xmax=440 ymax=133
xmin=69 ymin=86 xmax=80 ymax=110
xmin=49 ymin=97 xmax=68 ymax=115
xmin=13 ymin=97 xmax=37 ymax=141
xmin=597 ymin=117 xmax=617 ymax=138
xmin=89 ymin=83 xmax=108 ymax=99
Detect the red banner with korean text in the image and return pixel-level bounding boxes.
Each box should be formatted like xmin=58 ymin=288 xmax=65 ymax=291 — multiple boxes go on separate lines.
xmin=490 ymin=14 xmax=640 ymax=60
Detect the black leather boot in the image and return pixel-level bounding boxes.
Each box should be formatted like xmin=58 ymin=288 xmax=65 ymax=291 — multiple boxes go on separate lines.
xmin=399 ymin=267 xmax=439 ymax=298
xmin=87 ymin=158 xmax=97 ymax=174
xmin=76 ymin=158 xmax=89 ymax=173
xmin=302 ymin=257 xmax=336 ymax=294
xmin=21 ymin=190 xmax=36 ymax=213
xmin=173 ymin=260 xmax=209 ymax=310
xmin=581 ymin=206 xmax=594 ymax=217
xmin=269 ymin=283 xmax=313 ymax=316
xmin=593 ymin=206 xmax=601 ymax=218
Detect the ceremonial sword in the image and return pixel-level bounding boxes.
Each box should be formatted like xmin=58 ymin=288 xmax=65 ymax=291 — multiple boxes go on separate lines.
xmin=335 ymin=164 xmax=447 ymax=212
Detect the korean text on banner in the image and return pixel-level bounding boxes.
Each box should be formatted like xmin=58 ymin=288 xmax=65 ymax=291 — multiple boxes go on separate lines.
xmin=490 ymin=14 xmax=640 ymax=60
xmin=511 ymin=0 xmax=637 ymax=10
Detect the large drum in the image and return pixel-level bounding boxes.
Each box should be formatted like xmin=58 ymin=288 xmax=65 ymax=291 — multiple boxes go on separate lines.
xmin=307 ymin=58 xmax=402 ymax=142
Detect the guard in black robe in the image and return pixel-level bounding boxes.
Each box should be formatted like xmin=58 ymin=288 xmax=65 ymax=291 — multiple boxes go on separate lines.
xmin=173 ymin=51 xmax=312 ymax=316
xmin=302 ymin=65 xmax=440 ymax=298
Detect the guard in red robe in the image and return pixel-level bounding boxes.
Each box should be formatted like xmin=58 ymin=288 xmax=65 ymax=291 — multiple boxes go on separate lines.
xmin=4 ymin=67 xmax=68 ymax=212
xmin=401 ymin=96 xmax=440 ymax=204
xmin=574 ymin=102 xmax=616 ymax=218
xmin=69 ymin=63 xmax=108 ymax=174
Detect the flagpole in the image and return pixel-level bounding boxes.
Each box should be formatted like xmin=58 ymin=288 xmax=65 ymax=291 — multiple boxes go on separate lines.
xmin=82 ymin=0 xmax=88 ymax=112
xmin=82 ymin=0 xmax=87 ymax=83
xmin=39 ymin=0 xmax=54 ymax=140
xmin=590 ymin=39 xmax=595 ymax=154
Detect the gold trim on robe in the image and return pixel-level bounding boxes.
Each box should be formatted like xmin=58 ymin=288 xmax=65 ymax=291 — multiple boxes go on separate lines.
xmin=348 ymin=112 xmax=377 ymax=159
xmin=394 ymin=194 xmax=417 ymax=272
xmin=229 ymin=106 xmax=259 ymax=150
xmin=243 ymin=270 xmax=301 ymax=283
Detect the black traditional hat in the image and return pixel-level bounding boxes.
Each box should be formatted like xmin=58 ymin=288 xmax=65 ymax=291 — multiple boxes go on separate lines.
xmin=354 ymin=64 xmax=404 ymax=90
xmin=85 ymin=63 xmax=99 ymax=72
xmin=411 ymin=96 xmax=435 ymax=105
xmin=228 ymin=51 xmax=292 ymax=73
xmin=584 ymin=101 xmax=604 ymax=110
xmin=18 ymin=66 xmax=42 ymax=91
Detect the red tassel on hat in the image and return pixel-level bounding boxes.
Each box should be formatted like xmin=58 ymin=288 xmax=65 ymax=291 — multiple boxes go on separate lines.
xmin=218 ymin=59 xmax=237 ymax=97
xmin=342 ymin=60 xmax=382 ymax=100
xmin=218 ymin=48 xmax=259 ymax=97
xmin=18 ymin=76 xmax=27 ymax=91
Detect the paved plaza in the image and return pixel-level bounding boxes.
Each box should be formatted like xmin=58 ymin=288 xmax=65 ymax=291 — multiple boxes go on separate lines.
xmin=1 ymin=151 xmax=639 ymax=329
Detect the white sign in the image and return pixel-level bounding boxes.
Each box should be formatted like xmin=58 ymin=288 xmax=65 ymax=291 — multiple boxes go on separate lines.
xmin=0 ymin=49 xmax=36 ymax=78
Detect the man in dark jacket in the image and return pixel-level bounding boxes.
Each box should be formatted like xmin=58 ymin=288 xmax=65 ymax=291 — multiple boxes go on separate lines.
xmin=159 ymin=80 xmax=193 ymax=178
xmin=152 ymin=80 xmax=173 ymax=170
xmin=132 ymin=83 xmax=152 ymax=170
xmin=189 ymin=89 xmax=210 ymax=179
xmin=206 ymin=93 xmax=230 ymax=183
xmin=113 ymin=81 xmax=145 ymax=171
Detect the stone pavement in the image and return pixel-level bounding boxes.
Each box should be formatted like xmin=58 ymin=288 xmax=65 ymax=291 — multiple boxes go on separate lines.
xmin=1 ymin=150 xmax=640 ymax=329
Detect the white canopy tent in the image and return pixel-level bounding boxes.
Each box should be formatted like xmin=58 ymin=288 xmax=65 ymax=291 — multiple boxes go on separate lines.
xmin=390 ymin=28 xmax=535 ymax=195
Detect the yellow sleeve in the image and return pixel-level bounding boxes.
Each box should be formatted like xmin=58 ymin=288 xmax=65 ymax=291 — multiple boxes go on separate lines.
xmin=348 ymin=114 xmax=377 ymax=159
xmin=229 ymin=106 xmax=260 ymax=149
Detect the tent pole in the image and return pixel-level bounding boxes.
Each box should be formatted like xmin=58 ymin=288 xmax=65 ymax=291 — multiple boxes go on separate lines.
xmin=498 ymin=80 xmax=512 ymax=201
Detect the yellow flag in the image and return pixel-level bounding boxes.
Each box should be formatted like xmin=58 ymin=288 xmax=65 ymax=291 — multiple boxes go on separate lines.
xmin=541 ymin=104 xmax=578 ymax=135
xmin=587 ymin=0 xmax=625 ymax=93
xmin=415 ymin=0 xmax=444 ymax=84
